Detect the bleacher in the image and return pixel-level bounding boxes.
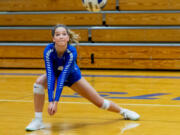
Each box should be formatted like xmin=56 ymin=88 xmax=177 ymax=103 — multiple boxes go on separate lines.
xmin=1 ymin=0 xmax=180 ymax=69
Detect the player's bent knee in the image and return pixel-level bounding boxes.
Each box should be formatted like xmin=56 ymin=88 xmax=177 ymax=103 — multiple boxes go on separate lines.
xmin=36 ymin=74 xmax=46 ymax=84
xmin=101 ymin=99 xmax=110 ymax=110
xmin=33 ymin=83 xmax=45 ymax=94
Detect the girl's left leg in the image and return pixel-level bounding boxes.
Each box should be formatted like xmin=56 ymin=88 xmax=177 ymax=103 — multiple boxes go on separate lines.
xmin=70 ymin=77 xmax=121 ymax=113
xmin=70 ymin=77 xmax=140 ymax=120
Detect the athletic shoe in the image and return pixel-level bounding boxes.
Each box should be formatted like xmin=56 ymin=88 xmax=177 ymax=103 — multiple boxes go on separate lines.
xmin=25 ymin=118 xmax=45 ymax=131
xmin=120 ymin=108 xmax=140 ymax=120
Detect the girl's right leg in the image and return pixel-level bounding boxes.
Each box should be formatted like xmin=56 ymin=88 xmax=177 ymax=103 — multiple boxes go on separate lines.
xmin=26 ymin=74 xmax=47 ymax=131
xmin=34 ymin=74 xmax=47 ymax=113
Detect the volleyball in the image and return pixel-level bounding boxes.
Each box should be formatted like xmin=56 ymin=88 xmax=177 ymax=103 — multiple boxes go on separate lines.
xmin=82 ymin=0 xmax=107 ymax=12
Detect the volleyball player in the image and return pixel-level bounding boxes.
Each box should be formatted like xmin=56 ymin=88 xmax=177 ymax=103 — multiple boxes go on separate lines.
xmin=25 ymin=24 xmax=140 ymax=131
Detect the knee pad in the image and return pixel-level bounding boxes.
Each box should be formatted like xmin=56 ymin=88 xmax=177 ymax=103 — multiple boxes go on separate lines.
xmin=33 ymin=83 xmax=45 ymax=94
xmin=101 ymin=99 xmax=110 ymax=110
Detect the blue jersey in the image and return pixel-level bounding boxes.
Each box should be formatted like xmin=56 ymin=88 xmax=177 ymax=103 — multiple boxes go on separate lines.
xmin=43 ymin=43 xmax=82 ymax=102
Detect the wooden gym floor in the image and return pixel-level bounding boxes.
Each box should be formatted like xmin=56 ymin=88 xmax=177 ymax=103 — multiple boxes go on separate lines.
xmin=0 ymin=69 xmax=180 ymax=135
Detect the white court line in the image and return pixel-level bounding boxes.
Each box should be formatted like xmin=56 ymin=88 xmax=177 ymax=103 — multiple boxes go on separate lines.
xmin=0 ymin=99 xmax=180 ymax=107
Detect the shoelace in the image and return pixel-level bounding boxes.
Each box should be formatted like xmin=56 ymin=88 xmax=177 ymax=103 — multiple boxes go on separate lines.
xmin=31 ymin=118 xmax=42 ymax=124
xmin=122 ymin=112 xmax=128 ymax=119
xmin=121 ymin=110 xmax=131 ymax=120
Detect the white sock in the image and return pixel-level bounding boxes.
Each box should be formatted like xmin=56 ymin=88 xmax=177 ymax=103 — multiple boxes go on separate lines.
xmin=120 ymin=107 xmax=124 ymax=114
xmin=35 ymin=112 xmax=42 ymax=119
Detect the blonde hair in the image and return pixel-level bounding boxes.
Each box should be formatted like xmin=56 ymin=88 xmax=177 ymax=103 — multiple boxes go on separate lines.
xmin=52 ymin=24 xmax=80 ymax=45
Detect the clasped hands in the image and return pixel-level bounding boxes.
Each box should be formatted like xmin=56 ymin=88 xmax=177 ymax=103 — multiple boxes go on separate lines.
xmin=48 ymin=101 xmax=58 ymax=115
